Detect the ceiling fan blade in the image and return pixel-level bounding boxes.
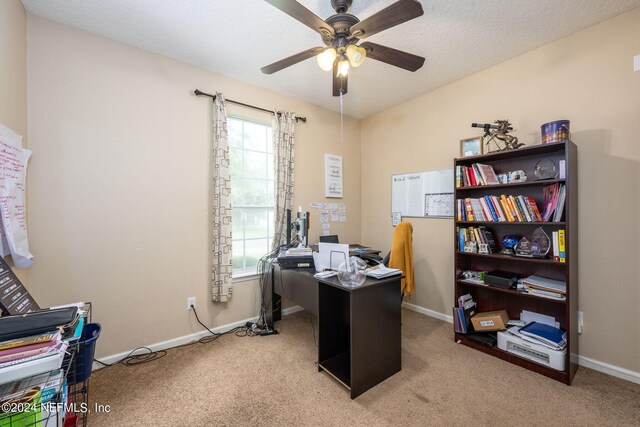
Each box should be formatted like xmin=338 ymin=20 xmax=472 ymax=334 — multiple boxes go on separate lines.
xmin=350 ymin=0 xmax=423 ymax=39
xmin=360 ymin=42 xmax=425 ymax=72
xmin=263 ymin=0 xmax=335 ymax=38
xmin=333 ymin=61 xmax=348 ymax=96
xmin=261 ymin=47 xmax=325 ymax=74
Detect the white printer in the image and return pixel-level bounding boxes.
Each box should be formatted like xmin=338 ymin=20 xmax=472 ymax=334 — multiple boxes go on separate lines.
xmin=497 ymin=330 xmax=566 ymax=371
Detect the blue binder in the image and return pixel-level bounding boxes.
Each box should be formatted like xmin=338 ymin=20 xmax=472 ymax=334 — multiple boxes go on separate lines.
xmin=519 ymin=322 xmax=566 ymax=346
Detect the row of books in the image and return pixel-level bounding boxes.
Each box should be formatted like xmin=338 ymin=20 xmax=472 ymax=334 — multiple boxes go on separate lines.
xmin=552 ymin=230 xmax=566 ymax=263
xmin=0 ymin=304 xmax=87 ymax=384
xmin=455 ymin=164 xmax=500 ymax=187
xmin=541 ymin=183 xmax=566 ymax=222
xmin=518 ymin=275 xmax=566 ymax=300
xmin=457 ymin=194 xmax=543 ymax=222
xmin=457 ymin=226 xmax=497 ymax=253
xmin=453 ymin=294 xmax=476 ymax=334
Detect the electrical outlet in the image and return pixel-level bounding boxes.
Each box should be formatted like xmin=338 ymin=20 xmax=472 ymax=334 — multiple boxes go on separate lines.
xmin=577 ymin=311 xmax=584 ymax=334
xmin=634 ymin=55 xmax=640 ymax=72
xmin=187 ymin=297 xmax=196 ymax=310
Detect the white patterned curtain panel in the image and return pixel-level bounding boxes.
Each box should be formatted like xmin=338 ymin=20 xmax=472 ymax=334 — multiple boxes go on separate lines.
xmin=271 ymin=112 xmax=296 ymax=251
xmin=211 ymin=93 xmax=233 ymax=302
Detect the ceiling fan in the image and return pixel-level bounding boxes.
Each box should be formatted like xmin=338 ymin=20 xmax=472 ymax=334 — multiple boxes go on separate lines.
xmin=261 ymin=0 xmax=425 ymax=96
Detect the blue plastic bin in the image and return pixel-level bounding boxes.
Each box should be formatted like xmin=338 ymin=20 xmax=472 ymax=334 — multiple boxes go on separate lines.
xmin=69 ymin=323 xmax=101 ymax=385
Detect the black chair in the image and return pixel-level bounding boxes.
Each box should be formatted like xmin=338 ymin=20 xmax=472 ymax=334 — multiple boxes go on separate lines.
xmin=319 ymin=234 xmax=339 ymax=243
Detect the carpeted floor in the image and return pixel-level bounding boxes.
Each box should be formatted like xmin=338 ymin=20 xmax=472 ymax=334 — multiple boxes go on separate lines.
xmin=87 ymin=310 xmax=640 ymax=426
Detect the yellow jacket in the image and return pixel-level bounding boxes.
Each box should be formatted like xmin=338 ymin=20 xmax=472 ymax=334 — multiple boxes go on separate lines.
xmin=388 ymin=222 xmax=415 ymax=295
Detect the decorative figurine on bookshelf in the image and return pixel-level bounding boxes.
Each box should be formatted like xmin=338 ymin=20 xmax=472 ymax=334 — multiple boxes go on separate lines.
xmin=463 ymin=241 xmax=478 ymax=253
xmin=472 ymin=120 xmax=524 ymax=152
xmin=514 ymin=237 xmax=534 ymax=257
xmin=478 ymin=243 xmax=490 ymax=254
xmin=500 ymin=234 xmax=521 ymax=255
xmin=514 ymin=228 xmax=551 ymax=258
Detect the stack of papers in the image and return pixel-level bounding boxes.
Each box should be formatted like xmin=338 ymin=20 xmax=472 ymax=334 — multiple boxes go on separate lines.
xmin=507 ymin=322 xmax=566 ymax=351
xmin=284 ymin=247 xmax=312 ymax=257
xmin=365 ymin=265 xmax=401 ymax=279
xmin=520 ymin=275 xmax=566 ymax=300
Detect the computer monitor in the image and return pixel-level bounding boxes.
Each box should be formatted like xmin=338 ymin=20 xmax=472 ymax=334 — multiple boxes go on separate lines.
xmin=319 ymin=234 xmax=339 ymax=244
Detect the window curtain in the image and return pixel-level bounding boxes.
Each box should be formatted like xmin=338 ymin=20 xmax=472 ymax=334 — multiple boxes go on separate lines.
xmin=211 ymin=93 xmax=233 ymax=302
xmin=271 ymin=112 xmax=296 ymax=251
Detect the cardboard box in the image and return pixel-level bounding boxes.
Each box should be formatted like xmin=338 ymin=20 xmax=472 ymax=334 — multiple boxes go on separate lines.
xmin=471 ymin=310 xmax=509 ymax=331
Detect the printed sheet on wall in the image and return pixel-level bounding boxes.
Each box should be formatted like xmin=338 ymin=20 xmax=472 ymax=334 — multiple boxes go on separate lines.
xmin=391 ymin=169 xmax=454 ymax=218
xmin=0 ymin=124 xmax=33 ymax=268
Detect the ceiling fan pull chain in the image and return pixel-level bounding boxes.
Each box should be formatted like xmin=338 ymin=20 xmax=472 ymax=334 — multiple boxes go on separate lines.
xmin=340 ymin=89 xmax=344 ymax=144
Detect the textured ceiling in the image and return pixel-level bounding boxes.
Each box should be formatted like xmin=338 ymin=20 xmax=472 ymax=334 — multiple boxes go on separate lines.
xmin=22 ymin=0 xmax=640 ymax=118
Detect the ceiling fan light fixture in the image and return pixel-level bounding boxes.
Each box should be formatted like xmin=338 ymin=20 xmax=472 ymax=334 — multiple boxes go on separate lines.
xmin=346 ymin=44 xmax=366 ymax=67
xmin=337 ymin=58 xmax=350 ymax=77
xmin=316 ymin=48 xmax=337 ymax=71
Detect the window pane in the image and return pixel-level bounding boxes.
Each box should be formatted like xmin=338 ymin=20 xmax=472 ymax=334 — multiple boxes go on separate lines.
xmin=244 ymin=122 xmax=267 ymax=152
xmin=231 ymin=178 xmax=244 ymax=206
xmin=245 ymin=151 xmax=267 ymax=179
xmin=232 ymin=240 xmax=245 ymax=269
xmin=245 ymin=238 xmax=269 ymax=268
xmin=245 ymin=209 xmax=269 ymax=239
xmin=230 ymin=147 xmax=243 ymax=177
xmin=266 ymin=131 xmax=273 ymax=154
xmin=232 ymin=209 xmax=244 ymax=240
xmin=228 ymin=119 xmax=243 ymax=148
xmin=240 ymin=179 xmax=268 ymax=206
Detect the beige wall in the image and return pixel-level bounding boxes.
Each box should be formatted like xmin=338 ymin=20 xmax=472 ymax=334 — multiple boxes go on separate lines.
xmin=361 ymin=8 xmax=640 ymax=372
xmin=0 ymin=0 xmax=29 ymax=284
xmin=26 ymin=15 xmax=360 ymax=358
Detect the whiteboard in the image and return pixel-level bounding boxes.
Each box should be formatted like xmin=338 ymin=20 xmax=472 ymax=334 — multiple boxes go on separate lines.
xmin=391 ymin=169 xmax=454 ymax=218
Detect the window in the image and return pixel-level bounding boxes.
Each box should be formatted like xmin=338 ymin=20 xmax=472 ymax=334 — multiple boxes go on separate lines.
xmin=228 ymin=117 xmax=274 ymax=276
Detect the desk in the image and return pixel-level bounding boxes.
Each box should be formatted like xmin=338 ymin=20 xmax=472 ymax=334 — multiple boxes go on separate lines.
xmin=268 ymin=264 xmax=401 ymax=399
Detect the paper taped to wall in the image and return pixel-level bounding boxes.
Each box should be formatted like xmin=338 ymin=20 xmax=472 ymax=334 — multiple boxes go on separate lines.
xmin=0 ymin=124 xmax=33 ymax=269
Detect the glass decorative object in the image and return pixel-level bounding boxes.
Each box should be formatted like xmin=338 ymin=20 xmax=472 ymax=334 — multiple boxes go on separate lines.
xmin=337 ymin=257 xmax=367 ymax=288
xmin=531 ymin=227 xmax=551 ymax=257
xmin=514 ymin=237 xmax=534 ymax=257
xmin=501 ymin=234 xmax=520 ymax=255
xmin=534 ymin=159 xmax=557 ymax=180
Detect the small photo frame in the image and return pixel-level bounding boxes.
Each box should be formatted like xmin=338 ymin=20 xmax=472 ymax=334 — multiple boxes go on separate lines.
xmin=460 ymin=136 xmax=483 ymax=157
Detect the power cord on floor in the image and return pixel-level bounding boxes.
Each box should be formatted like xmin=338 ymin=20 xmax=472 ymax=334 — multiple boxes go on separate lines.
xmin=94 ymin=290 xmax=283 ymax=367
xmin=94 ymin=346 xmax=168 ymax=367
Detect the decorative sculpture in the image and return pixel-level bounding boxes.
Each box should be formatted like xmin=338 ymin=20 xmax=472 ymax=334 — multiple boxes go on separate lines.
xmin=472 ymin=120 xmax=524 ymax=152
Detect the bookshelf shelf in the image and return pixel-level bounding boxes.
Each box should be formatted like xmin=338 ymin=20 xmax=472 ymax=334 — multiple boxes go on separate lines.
xmin=453 ymin=141 xmax=578 ymax=385
xmin=456 ymin=221 xmax=565 ymax=226
xmin=456 ymin=280 xmax=567 ymax=303
xmin=456 ymin=251 xmax=566 ymax=266
xmin=455 ymin=178 xmax=566 ymax=192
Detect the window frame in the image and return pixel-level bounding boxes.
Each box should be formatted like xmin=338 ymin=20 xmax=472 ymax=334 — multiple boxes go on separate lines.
xmin=228 ymin=115 xmax=275 ymax=278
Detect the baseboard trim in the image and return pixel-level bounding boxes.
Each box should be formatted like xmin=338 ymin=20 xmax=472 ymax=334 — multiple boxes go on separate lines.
xmin=578 ymin=355 xmax=640 ymax=384
xmin=402 ymin=302 xmax=640 ymax=385
xmin=402 ymin=301 xmax=453 ymax=324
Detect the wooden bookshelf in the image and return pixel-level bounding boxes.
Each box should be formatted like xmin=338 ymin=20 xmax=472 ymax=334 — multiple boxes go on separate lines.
xmin=453 ymin=140 xmax=578 ymax=385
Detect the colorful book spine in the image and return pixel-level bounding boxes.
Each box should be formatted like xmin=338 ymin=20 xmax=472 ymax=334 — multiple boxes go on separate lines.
xmin=499 ymin=196 xmax=515 ymax=222
xmin=508 ymin=196 xmax=522 ymax=221
xmin=483 ymin=196 xmax=499 ymax=221
xmin=552 ymin=231 xmax=560 ymax=262
xmin=558 ymin=229 xmax=566 ymax=263
xmin=490 ymin=195 xmax=506 ymax=221
xmin=455 ymin=166 xmax=463 ymax=188
xmin=517 ymin=195 xmax=533 ymax=222
xmin=527 ymin=197 xmax=543 ymax=221
xmin=464 ymin=198 xmax=474 ymax=221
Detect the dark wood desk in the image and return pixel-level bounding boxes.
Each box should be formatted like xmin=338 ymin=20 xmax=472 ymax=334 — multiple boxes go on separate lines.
xmin=268 ymin=264 xmax=401 ymax=399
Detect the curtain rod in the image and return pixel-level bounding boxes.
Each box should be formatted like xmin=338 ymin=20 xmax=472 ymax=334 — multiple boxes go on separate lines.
xmin=194 ymin=89 xmax=307 ymax=123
